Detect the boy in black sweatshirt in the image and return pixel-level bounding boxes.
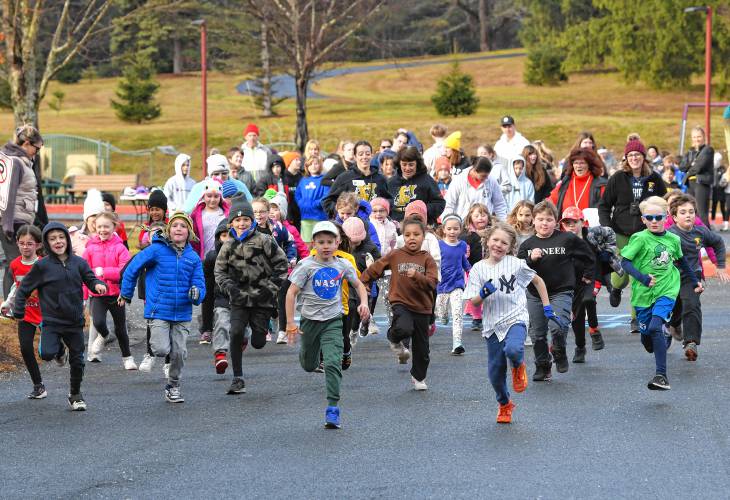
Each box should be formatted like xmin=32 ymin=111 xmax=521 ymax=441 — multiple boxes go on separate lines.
xmin=517 ymin=201 xmax=595 ymax=381
xmin=14 ymin=222 xmax=106 ymax=411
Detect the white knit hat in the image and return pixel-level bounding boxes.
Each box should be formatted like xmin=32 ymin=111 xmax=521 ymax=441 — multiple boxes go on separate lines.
xmin=206 ymin=154 xmax=229 ymax=176
xmin=83 ymin=189 xmax=105 ymax=222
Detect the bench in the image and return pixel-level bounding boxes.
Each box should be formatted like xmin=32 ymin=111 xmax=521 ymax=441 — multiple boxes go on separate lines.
xmin=42 ymin=178 xmax=72 ymax=204
xmin=67 ymin=174 xmax=138 ymax=203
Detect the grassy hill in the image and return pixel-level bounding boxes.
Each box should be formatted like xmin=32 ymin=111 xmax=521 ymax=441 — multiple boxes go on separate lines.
xmin=0 ymin=49 xmax=724 ymax=186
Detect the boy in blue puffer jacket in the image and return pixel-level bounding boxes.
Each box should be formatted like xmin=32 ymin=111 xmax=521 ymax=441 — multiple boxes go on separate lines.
xmin=296 ymin=156 xmax=330 ymax=244
xmin=120 ymin=211 xmax=206 ymax=403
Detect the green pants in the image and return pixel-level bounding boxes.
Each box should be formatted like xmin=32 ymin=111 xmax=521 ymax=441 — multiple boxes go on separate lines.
xmin=300 ymin=317 xmax=344 ymax=406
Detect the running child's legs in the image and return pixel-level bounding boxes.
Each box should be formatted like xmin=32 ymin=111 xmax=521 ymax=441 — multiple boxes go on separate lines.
xmin=40 ymin=326 xmax=85 ymax=394
xmin=486 ymin=323 xmax=527 ymax=405
xmin=635 ymin=296 xmax=675 ymax=376
xmin=212 ymin=306 xmax=231 ymax=353
xmin=148 ymin=319 xmax=189 ymax=386
xmin=671 ymin=278 xmax=702 ymax=345
xmin=341 ymin=312 xmax=351 ymax=352
xmin=527 ymin=291 xmax=572 ymax=365
xmin=586 ymin=299 xmax=599 ymax=330
xmin=277 ymin=280 xmax=290 ymax=333
xmin=300 ymin=318 xmax=343 ymax=406
xmin=571 ymin=289 xmax=587 ymax=349
xmin=18 ymin=321 xmax=41 ymax=385
xmin=449 ymin=289 xmax=464 ymax=348
xmin=90 ymin=296 xmax=131 ymax=357
xmin=389 ymin=304 xmax=430 ymax=381
xmin=230 ymin=307 xmax=269 ymax=377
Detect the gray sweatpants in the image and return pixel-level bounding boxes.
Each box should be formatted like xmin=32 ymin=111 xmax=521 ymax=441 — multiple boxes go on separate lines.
xmin=527 ymin=291 xmax=572 ymax=367
xmin=148 ymin=319 xmax=190 ymax=387
xmin=212 ymin=307 xmax=231 ymax=353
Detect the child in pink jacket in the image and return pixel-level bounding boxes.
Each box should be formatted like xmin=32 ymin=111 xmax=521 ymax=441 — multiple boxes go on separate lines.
xmin=83 ymin=212 xmax=136 ymax=370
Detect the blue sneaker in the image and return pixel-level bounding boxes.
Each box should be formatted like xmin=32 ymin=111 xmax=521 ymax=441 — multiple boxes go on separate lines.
xmin=325 ymin=406 xmax=341 ymax=429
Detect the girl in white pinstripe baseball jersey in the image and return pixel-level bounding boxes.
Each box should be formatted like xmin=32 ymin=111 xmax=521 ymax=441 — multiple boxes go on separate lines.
xmin=464 ymin=222 xmax=554 ymax=424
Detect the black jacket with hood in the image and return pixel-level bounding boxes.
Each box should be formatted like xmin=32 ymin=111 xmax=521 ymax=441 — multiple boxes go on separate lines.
xmin=253 ymin=153 xmax=287 ymax=197
xmin=13 ymin=222 xmax=103 ymax=327
xmin=387 ymin=161 xmax=445 ymax=225
xmin=680 ymin=144 xmax=715 ymax=186
xmin=321 ymin=163 xmax=392 ymax=217
xmin=597 ymin=170 xmax=667 ymax=237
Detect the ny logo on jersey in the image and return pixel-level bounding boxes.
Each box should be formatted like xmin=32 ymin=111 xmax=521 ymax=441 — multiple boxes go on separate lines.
xmin=499 ymin=274 xmax=516 ymax=293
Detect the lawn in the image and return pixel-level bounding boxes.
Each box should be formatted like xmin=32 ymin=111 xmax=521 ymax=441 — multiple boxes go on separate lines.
xmin=0 ymin=49 xmax=724 ymax=187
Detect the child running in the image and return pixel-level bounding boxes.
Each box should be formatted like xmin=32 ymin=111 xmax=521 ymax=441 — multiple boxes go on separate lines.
xmin=666 ymin=194 xmax=727 ymax=361
xmin=435 ymin=213 xmax=471 ymax=355
xmin=360 ymin=217 xmax=438 ymax=390
xmin=1 ymin=225 xmax=47 ymax=399
xmin=461 ymin=203 xmax=490 ymax=331
xmin=619 ymin=196 xmax=700 ymax=390
xmin=85 ymin=212 xmax=135 ymax=370
xmin=14 ymin=222 xmax=107 ymax=411
xmin=120 ymin=212 xmax=206 ymax=403
xmin=286 ymin=221 xmax=370 ymax=429
xmin=464 ymin=222 xmax=554 ymax=424
xmin=516 ymin=200 xmax=595 ymax=380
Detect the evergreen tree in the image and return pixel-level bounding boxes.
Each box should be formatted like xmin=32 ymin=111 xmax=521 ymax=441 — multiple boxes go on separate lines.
xmin=431 ymin=62 xmax=480 ymax=117
xmin=111 ymin=53 xmax=161 ymax=124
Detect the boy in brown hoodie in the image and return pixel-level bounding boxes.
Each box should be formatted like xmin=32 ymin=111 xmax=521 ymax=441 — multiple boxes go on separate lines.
xmin=360 ymin=217 xmax=438 ymax=391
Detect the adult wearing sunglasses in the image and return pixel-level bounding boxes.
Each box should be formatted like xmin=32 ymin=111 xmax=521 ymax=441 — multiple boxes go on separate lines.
xmin=598 ymin=138 xmax=666 ymax=330
xmin=0 ymin=125 xmax=45 ymax=296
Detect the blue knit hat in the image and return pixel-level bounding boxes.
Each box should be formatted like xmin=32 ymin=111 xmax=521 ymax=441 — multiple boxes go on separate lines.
xmin=221 ymin=180 xmax=238 ymax=199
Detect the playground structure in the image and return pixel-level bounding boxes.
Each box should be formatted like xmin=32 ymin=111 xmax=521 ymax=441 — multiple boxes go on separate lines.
xmin=678 ymin=102 xmax=730 ymax=156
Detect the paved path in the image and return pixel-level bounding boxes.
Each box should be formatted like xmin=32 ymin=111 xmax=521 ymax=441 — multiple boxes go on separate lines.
xmin=236 ymin=52 xmax=526 ymax=100
xmin=2 ymin=282 xmax=730 ymax=498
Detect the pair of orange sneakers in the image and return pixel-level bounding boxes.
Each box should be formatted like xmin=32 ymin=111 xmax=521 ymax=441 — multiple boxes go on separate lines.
xmin=497 ymin=363 xmax=528 ymax=424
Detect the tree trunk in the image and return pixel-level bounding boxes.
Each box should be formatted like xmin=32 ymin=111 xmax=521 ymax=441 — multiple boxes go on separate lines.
xmin=8 ymin=65 xmax=40 ymax=128
xmin=479 ymin=0 xmax=489 ymax=51
xmin=294 ymin=75 xmax=309 ymax=152
xmin=260 ymin=21 xmax=273 ymax=117
xmin=172 ymin=37 xmax=183 ymax=74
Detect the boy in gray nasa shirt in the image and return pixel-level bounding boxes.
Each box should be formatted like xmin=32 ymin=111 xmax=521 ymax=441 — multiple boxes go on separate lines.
xmin=286 ymin=221 xmax=369 ymax=429
xmin=667 ymin=194 xmax=728 ymax=360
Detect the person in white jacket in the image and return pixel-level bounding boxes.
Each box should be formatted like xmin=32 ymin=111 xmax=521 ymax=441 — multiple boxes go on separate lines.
xmin=442 ymin=157 xmax=508 ymax=221
xmin=240 ymin=123 xmax=270 ymax=181
xmin=498 ymin=155 xmax=535 ymax=210
xmin=494 ymin=115 xmax=530 ymax=168
xmin=163 ymin=153 xmax=196 ymax=212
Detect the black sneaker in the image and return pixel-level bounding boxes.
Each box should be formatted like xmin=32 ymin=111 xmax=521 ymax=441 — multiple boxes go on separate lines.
xmin=471 ymin=318 xmax=482 ymax=331
xmin=342 ymin=352 xmax=352 ymax=371
xmin=647 ymin=374 xmax=670 ymax=390
xmin=609 ymin=288 xmax=622 ymax=307
xmin=28 ymin=383 xmax=47 ymax=399
xmin=533 ymin=364 xmax=552 ymax=381
xmin=227 ymin=377 xmax=246 ymax=394
xmin=451 ymin=346 xmax=465 ymax=356
xmin=590 ymin=331 xmax=605 ymax=350
xmin=359 ymin=322 xmax=368 ymax=338
xmin=67 ymin=393 xmax=87 ymax=411
xmin=630 ymin=318 xmax=640 ymax=334
xmin=553 ymin=348 xmax=569 ymax=373
xmin=572 ymin=347 xmax=586 ymax=363
xmin=165 ymin=384 xmax=184 ymax=403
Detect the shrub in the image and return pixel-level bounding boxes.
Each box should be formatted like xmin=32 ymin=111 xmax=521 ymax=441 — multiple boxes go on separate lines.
xmin=524 ymin=45 xmax=568 ymax=86
xmin=431 ymin=62 xmax=479 ymax=117
xmin=111 ymin=53 xmax=161 ymax=124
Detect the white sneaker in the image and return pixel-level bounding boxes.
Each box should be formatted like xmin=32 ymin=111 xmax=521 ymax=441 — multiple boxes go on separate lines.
xmin=122 ymin=356 xmax=138 ymax=370
xmin=87 ymin=355 xmax=102 ymax=363
xmin=90 ymin=335 xmax=106 ymax=356
xmin=163 ymin=363 xmax=170 ymax=379
xmin=368 ymin=321 xmax=379 ymax=335
xmin=412 ymin=377 xmax=428 ymax=391
xmin=349 ymin=330 xmax=358 ymax=347
xmin=138 ymin=354 xmax=155 ymax=372
xmin=723 ymin=221 xmax=729 ymax=231
xmin=399 ymin=347 xmax=411 ymax=365
xmin=276 ymin=331 xmax=288 ymax=344
xmin=524 ymin=336 xmax=533 ymax=346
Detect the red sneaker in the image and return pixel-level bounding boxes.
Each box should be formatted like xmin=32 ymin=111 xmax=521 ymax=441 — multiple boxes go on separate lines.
xmin=428 ymin=323 xmax=436 ymax=337
xmin=497 ymin=400 xmax=515 ymax=424
xmin=512 ymin=363 xmax=528 ymax=393
xmin=215 ymin=352 xmax=228 ymax=374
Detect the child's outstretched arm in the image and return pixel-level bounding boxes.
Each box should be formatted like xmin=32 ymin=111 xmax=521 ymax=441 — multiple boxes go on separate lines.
xmin=621 ymin=257 xmax=654 ymax=287
xmin=533 ymin=274 xmax=570 ymax=330
xmin=120 ymin=245 xmax=156 ymax=302
xmin=354 ymin=280 xmax=371 ymax=323
xmin=703 ymin=228 xmax=729 ymax=283
xmin=359 ymin=253 xmax=391 ymax=286
xmin=675 ymin=255 xmax=704 ymax=293
xmin=285 ymin=282 xmax=301 ymax=345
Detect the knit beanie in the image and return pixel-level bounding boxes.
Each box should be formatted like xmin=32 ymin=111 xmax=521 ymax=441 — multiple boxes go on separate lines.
xmin=243 ymin=123 xmax=260 ymax=137
xmin=147 ymin=189 xmax=168 ymax=212
xmin=201 ymin=180 xmax=222 ymax=196
xmin=281 ymin=151 xmax=301 ymax=169
xmin=370 ymin=197 xmax=390 ymax=214
xmin=83 ymin=189 xmax=105 ymax=222
xmin=206 ymin=154 xmax=229 ymax=176
xmin=443 ymin=131 xmax=461 ymax=151
xmin=404 ymin=199 xmax=427 ymax=223
xmin=101 ymin=192 xmax=116 ymax=211
xmin=434 ymin=156 xmax=451 ymax=174
xmin=624 ymin=139 xmax=646 ymax=157
xmin=342 ymin=216 xmax=366 ymax=244
xmin=166 ymin=211 xmax=198 ymax=242
xmin=221 ymin=180 xmax=238 ymax=199
xmin=265 ymin=189 xmax=289 ymax=220
xmin=228 ymin=196 xmax=254 ymax=223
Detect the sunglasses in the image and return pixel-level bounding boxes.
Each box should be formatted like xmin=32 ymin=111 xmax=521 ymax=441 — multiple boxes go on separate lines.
xmin=643 ymin=214 xmax=666 ymax=222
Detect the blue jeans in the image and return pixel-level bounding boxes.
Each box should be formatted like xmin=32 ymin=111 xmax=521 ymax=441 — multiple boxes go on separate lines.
xmin=635 ymin=296 xmax=675 ymax=376
xmin=486 ymin=324 xmax=526 ymax=405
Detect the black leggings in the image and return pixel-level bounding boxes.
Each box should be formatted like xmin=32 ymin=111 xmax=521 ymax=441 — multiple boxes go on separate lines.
xmin=277 ymin=280 xmax=291 ymax=332
xmin=230 ymin=306 xmax=269 ymax=377
xmin=712 ymin=186 xmax=727 ymax=221
xmin=572 ymin=284 xmax=599 ymax=349
xmin=688 ymin=181 xmax=711 ymax=227
xmin=18 ymin=320 xmax=42 ymax=385
xmin=90 ymin=296 xmax=131 ymax=357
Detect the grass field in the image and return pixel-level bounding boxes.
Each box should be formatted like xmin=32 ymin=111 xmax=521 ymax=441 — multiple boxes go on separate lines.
xmin=0 ymin=48 xmax=725 ymax=187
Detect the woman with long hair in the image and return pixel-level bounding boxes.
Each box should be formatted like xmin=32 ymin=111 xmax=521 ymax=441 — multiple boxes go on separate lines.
xmin=549 ymin=148 xmax=606 ymax=215
xmin=522 ymin=145 xmax=553 ymax=204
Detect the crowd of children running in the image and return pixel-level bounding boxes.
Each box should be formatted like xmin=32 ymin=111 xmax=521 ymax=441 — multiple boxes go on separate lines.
xmin=4 ymin=119 xmax=729 ymax=428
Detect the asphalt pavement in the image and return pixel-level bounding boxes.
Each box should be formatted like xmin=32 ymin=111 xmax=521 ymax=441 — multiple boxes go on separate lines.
xmin=1 ymin=276 xmax=730 ymax=498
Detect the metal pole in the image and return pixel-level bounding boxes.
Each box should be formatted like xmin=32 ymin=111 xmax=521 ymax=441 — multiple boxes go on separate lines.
xmin=201 ymin=21 xmax=208 ymax=178
xmin=704 ymin=6 xmax=712 ymax=144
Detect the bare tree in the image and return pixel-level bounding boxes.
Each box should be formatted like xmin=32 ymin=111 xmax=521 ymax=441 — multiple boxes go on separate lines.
xmin=245 ymin=0 xmax=386 ymax=151
xmin=454 ymin=0 xmax=489 ymax=51
xmin=260 ymin=20 xmax=273 ymax=117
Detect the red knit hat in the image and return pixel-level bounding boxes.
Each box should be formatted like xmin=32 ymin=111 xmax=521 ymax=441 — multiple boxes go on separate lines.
xmin=243 ymin=123 xmax=260 ymax=137
xmin=624 ymin=139 xmax=646 ymax=157
xmin=404 ymin=200 xmax=427 ymax=223
xmin=434 ymin=156 xmax=451 ymax=173
xmin=370 ymin=197 xmax=390 ymax=214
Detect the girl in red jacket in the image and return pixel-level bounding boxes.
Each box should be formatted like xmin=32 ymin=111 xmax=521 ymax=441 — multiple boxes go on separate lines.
xmin=0 ymin=225 xmax=47 ymax=399
xmin=83 ymin=212 xmax=136 ymax=370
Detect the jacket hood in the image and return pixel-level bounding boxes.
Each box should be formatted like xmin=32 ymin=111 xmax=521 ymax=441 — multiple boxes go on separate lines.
xmin=507 ymin=155 xmax=527 ymax=182
xmin=1 ymin=142 xmax=31 ymax=161
xmin=174 ymin=153 xmax=191 ymax=179
xmin=266 ymin=153 xmax=285 ymax=173
xmin=42 ymin=222 xmax=73 ymax=259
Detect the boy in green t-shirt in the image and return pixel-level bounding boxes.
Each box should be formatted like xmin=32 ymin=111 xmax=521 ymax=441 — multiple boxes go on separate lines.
xmin=620 ymin=196 xmax=702 ymax=391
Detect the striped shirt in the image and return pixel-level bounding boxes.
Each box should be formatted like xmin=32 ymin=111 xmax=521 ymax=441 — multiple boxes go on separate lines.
xmin=464 ymin=255 xmax=535 ymax=341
